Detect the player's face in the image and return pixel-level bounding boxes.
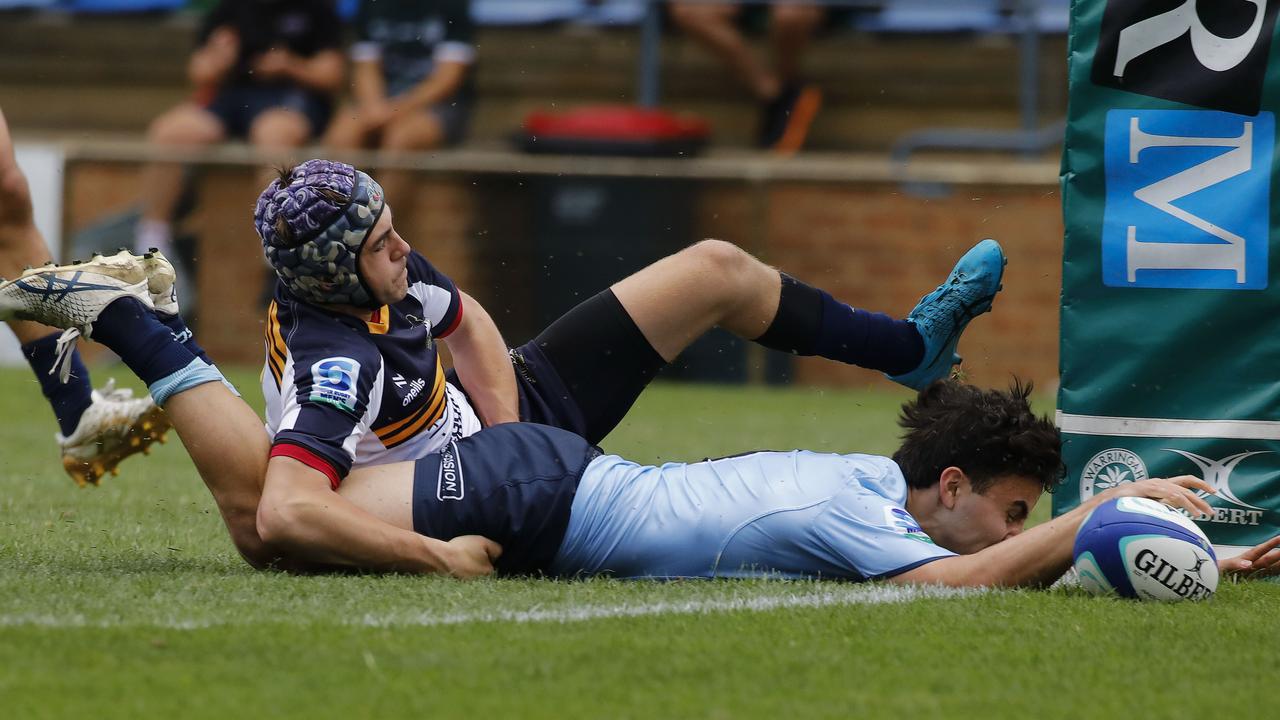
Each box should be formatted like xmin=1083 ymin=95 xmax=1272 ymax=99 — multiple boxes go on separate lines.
xmin=937 ymin=473 xmax=1041 ymax=555
xmin=359 ymin=206 xmax=411 ymax=305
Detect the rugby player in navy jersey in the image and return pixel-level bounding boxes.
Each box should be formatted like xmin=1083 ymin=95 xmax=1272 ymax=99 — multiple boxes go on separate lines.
xmin=6 ymin=257 xmax=1280 ymax=583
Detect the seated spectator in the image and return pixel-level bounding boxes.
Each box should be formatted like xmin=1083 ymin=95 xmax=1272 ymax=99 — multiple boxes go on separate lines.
xmin=669 ymin=1 xmax=828 ymax=153
xmin=134 ymin=0 xmax=345 ymax=258
xmin=325 ymin=0 xmax=475 ymax=209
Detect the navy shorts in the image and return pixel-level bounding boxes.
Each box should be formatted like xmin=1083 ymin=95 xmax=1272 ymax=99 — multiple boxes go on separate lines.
xmin=411 ymin=423 xmax=600 ymax=575
xmin=205 ymin=83 xmax=333 ymax=139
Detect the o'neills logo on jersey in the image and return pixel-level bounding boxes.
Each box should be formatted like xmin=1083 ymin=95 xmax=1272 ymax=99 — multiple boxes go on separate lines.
xmin=401 ymin=378 xmax=427 ymax=406
xmin=437 ymin=442 xmax=464 ymax=501
xmin=1092 ymin=0 xmax=1279 ymax=115
xmin=1132 ymin=548 xmax=1214 ymax=600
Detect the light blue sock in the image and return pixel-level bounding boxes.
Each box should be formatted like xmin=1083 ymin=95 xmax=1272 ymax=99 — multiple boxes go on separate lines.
xmin=148 ymin=358 xmax=237 ymax=406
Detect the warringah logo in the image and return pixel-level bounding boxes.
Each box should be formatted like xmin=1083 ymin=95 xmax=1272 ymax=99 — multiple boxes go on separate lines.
xmin=1165 ymin=449 xmax=1266 ymax=525
xmin=1081 ymin=447 xmax=1149 ymax=498
xmin=1092 ymin=0 xmax=1278 ymax=115
xmin=437 ymin=441 xmax=464 ymax=501
xmin=1102 ymin=109 xmax=1272 ymax=290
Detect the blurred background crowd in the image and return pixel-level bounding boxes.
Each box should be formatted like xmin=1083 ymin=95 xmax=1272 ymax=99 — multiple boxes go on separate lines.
xmin=0 ymin=1 xmax=1070 ymax=388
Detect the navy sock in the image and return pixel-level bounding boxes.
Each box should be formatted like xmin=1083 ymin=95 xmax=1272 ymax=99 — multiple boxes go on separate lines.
xmin=157 ymin=313 xmax=213 ymax=366
xmin=22 ymin=333 xmax=93 ymax=436
xmin=91 ymin=298 xmax=199 ymax=387
xmin=755 ymin=274 xmax=924 ymax=375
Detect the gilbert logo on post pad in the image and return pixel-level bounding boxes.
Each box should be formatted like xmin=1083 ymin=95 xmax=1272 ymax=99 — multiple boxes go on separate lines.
xmin=1092 ymin=0 xmax=1278 ymax=115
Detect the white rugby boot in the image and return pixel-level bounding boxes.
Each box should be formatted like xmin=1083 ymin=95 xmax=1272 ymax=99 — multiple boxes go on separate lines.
xmin=58 ymin=378 xmax=170 ymax=487
xmin=0 ymin=250 xmax=154 ymax=382
xmin=139 ymin=248 xmax=179 ymax=316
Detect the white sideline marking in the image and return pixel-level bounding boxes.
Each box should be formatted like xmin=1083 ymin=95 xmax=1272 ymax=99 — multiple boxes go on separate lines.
xmin=0 ymin=584 xmax=984 ymax=630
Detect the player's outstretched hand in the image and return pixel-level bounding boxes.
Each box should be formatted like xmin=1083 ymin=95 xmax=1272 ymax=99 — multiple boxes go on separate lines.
xmin=445 ymin=535 xmax=503 ymax=579
xmin=1219 ymin=534 xmax=1280 ymax=580
xmin=1101 ymin=474 xmax=1216 ymax=519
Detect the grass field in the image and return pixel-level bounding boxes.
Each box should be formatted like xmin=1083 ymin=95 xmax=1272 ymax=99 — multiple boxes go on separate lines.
xmin=2 ymin=365 xmax=1278 ymax=719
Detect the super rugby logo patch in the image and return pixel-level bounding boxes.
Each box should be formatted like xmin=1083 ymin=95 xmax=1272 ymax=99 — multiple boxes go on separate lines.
xmin=438 ymin=442 xmax=464 ymax=501
xmin=309 ymin=357 xmax=361 ymax=412
xmin=883 ymin=507 xmax=935 ymax=545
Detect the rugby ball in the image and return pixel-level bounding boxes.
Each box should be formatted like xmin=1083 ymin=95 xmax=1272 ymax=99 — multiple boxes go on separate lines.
xmin=1072 ymin=497 xmax=1218 ymax=601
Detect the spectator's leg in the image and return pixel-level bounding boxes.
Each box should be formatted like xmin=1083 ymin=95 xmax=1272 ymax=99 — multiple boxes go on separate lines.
xmin=769 ymin=2 xmax=823 ymax=83
xmin=247 ymin=108 xmax=313 ymax=188
xmin=136 ymin=103 xmax=225 ymax=255
xmin=323 ymin=105 xmax=374 ymax=151
xmin=374 ymin=111 xmax=446 ymax=211
xmin=669 ymin=2 xmax=779 ymax=102
xmin=761 ymin=2 xmax=825 ymax=153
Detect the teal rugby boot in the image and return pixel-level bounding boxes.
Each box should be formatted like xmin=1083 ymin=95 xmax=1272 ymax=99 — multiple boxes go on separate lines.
xmin=887 ymin=238 xmax=1006 ymax=391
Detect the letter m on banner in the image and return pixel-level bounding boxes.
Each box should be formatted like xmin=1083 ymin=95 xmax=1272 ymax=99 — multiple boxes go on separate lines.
xmin=1102 ymin=110 xmax=1273 ymax=289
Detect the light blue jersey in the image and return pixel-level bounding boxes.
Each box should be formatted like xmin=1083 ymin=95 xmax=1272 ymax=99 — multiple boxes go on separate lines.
xmin=548 ymin=449 xmax=956 ymax=580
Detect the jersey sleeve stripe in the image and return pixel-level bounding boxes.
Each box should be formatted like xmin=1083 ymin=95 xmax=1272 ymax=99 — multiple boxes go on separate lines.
xmin=270 ymin=442 xmax=344 ymax=490
xmin=435 ymin=299 xmax=463 ymax=338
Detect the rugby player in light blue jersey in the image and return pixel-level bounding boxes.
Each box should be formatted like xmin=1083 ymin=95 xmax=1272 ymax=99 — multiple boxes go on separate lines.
xmin=6 ymin=250 xmax=1280 ymax=584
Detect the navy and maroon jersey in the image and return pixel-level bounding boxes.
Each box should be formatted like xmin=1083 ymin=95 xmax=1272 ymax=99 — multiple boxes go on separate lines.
xmin=262 ymin=251 xmax=482 ymax=487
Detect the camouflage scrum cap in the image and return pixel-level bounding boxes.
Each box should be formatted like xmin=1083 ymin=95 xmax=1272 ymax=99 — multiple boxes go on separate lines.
xmin=254 ymin=159 xmax=385 ymax=308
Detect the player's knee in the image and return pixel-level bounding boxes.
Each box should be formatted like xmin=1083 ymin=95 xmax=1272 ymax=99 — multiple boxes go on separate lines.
xmin=0 ymin=169 xmax=33 ymax=231
xmin=0 ymin=164 xmax=31 ymax=213
xmin=687 ymin=238 xmax=755 ymax=277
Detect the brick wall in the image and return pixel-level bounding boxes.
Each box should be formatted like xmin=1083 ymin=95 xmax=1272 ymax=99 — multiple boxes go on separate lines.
xmin=64 ymin=160 xmax=1062 ymax=389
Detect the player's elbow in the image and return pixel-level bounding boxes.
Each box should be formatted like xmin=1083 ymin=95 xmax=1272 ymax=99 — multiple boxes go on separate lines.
xmin=255 ymin=494 xmax=314 ymax=553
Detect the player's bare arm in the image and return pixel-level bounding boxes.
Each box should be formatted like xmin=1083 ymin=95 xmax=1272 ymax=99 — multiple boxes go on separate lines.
xmin=258 ymin=454 xmax=500 ymax=577
xmin=443 ymin=292 xmax=519 ymax=427
xmin=891 ymin=475 xmax=1216 ymax=588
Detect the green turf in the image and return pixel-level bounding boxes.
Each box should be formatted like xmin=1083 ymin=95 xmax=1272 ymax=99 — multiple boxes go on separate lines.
xmin=1 ymin=366 xmax=1276 ymax=719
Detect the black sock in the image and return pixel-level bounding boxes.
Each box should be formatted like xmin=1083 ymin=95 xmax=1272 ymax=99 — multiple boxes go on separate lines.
xmin=22 ymin=333 xmax=93 ymax=437
xmin=754 ymin=273 xmax=924 ymax=375
xmin=91 ymin=298 xmax=199 ymax=387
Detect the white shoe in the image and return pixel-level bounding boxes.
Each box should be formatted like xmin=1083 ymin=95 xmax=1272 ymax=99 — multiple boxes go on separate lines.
xmin=0 ymin=250 xmax=154 ymax=382
xmin=139 ymin=248 xmax=179 ymax=317
xmin=58 ymin=379 xmax=171 ymax=487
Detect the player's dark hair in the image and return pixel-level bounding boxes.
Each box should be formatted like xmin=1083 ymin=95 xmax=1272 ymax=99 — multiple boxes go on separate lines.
xmin=269 ymin=164 xmax=350 ymax=248
xmin=892 ymin=379 xmax=1064 ymax=495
